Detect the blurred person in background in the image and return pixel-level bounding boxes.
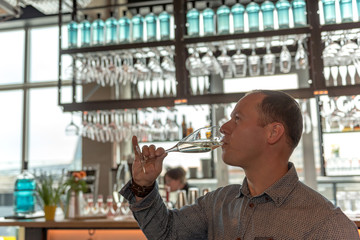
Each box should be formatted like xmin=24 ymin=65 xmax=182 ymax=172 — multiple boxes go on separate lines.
xmin=164 ymin=167 xmax=190 ymax=193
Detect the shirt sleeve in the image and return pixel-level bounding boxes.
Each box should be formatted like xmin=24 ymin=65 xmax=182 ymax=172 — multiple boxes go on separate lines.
xmin=120 ymin=180 xmax=208 ymax=240
xmin=306 ymin=211 xmax=360 ymax=239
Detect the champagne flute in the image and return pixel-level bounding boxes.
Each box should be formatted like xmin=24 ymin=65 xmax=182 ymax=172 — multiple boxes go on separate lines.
xmin=165 ymin=126 xmax=224 ymax=153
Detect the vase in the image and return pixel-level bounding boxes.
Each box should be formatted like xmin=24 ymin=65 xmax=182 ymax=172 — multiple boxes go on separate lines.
xmin=44 ymin=205 xmax=56 ymax=221
xmin=65 ymin=190 xmax=84 ymax=219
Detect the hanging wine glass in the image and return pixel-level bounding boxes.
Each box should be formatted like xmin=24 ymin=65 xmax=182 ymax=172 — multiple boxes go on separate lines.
xmin=263 ymin=41 xmax=276 ymax=75
xmin=217 ymin=46 xmax=234 ymax=78
xmin=279 ymin=40 xmax=292 ymax=73
xmin=201 ymin=44 xmax=223 ymax=77
xmin=295 ymin=37 xmax=308 ymax=70
xmin=65 ymin=112 xmax=80 ymax=136
xmin=231 ymin=41 xmax=247 ymax=78
xmin=248 ymin=44 xmax=260 ymax=77
xmin=185 ymin=47 xmax=207 ymax=77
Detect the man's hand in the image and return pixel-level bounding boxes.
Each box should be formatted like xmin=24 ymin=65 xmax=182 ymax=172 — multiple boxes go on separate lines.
xmin=132 ymin=135 xmax=167 ymax=187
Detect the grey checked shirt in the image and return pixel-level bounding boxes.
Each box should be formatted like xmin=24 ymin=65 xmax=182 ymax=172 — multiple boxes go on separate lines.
xmin=120 ymin=163 xmax=359 ymax=240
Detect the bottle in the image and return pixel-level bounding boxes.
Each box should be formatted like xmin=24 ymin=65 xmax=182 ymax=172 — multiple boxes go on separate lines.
xmin=231 ymin=0 xmax=245 ymax=33
xmin=13 ymin=162 xmax=36 ymax=215
xmin=339 ymin=0 xmax=353 ymax=23
xmin=118 ymin=10 xmax=130 ymax=43
xmin=186 ymin=2 xmax=200 ymax=37
xmin=358 ymin=0 xmax=360 ymax=21
xmin=322 ymin=0 xmax=336 ymax=24
xmin=132 ymin=9 xmax=144 ymax=42
xmin=246 ymin=2 xmax=260 ymax=32
xmin=187 ymin=122 xmax=194 ymax=136
xmin=182 ymin=115 xmax=187 ymax=138
xmin=105 ymin=11 xmax=118 ymax=45
xmin=145 ymin=7 xmax=157 ymax=42
xmin=91 ymin=13 xmax=105 ymax=46
xmin=159 ymin=4 xmax=171 ymax=40
xmin=292 ymin=0 xmax=307 ymax=27
xmin=67 ymin=15 xmax=78 ymax=48
xmin=79 ymin=14 xmax=91 ymax=47
xmin=217 ymin=0 xmax=230 ymax=35
xmin=203 ymin=2 xmax=215 ymax=36
xmin=276 ymin=0 xmax=291 ymax=29
xmin=261 ymin=1 xmax=275 ymax=31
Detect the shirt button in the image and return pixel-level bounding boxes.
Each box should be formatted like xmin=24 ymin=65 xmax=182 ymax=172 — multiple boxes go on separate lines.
xmin=249 ymin=203 xmax=255 ymax=208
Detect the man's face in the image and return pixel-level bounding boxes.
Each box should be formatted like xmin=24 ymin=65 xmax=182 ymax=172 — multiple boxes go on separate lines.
xmin=165 ymin=175 xmax=182 ymax=192
xmin=220 ymin=93 xmax=268 ymax=168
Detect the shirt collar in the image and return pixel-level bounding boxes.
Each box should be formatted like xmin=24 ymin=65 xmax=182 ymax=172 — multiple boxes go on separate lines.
xmin=236 ymin=162 xmax=299 ymax=207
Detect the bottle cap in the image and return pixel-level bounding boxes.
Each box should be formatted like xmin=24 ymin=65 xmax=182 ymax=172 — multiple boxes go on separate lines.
xmin=123 ymin=10 xmax=127 ymax=17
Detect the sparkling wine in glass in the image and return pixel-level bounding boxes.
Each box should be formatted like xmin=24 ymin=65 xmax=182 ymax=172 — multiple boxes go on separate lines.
xmin=165 ymin=126 xmax=224 ymax=153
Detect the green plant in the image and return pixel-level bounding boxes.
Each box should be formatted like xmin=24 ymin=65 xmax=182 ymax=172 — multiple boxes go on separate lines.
xmin=36 ymin=173 xmax=65 ymax=206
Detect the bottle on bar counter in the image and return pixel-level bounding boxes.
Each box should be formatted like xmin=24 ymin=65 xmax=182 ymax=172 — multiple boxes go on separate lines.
xmin=261 ymin=0 xmax=275 ymax=31
xmin=186 ymin=2 xmax=200 ymax=37
xmin=292 ymin=0 xmax=307 ymax=27
xmin=276 ymin=0 xmax=291 ymax=29
xmin=79 ymin=14 xmax=91 ymax=47
xmin=231 ymin=0 xmax=245 ymax=33
xmin=67 ymin=14 xmax=78 ymax=48
xmin=217 ymin=0 xmax=230 ymax=35
xmin=118 ymin=10 xmax=130 ymax=43
xmin=182 ymin=115 xmax=187 ymax=138
xmin=246 ymin=2 xmax=260 ymax=32
xmin=132 ymin=8 xmax=144 ymax=42
xmin=14 ymin=162 xmax=36 ymax=215
xmin=203 ymin=2 xmax=215 ymax=36
xmin=159 ymin=4 xmax=171 ymax=40
xmin=145 ymin=6 xmax=157 ymax=42
xmin=92 ymin=13 xmax=105 ymax=46
xmin=105 ymin=11 xmax=118 ymax=45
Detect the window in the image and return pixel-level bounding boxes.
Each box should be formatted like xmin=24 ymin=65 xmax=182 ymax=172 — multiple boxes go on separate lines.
xmin=0 ymin=30 xmax=25 ymax=85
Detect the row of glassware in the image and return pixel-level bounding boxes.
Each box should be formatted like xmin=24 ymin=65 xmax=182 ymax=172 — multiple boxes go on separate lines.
xmin=186 ymin=0 xmax=307 ymax=37
xmin=67 ymin=5 xmax=172 ymax=48
xmin=321 ymin=0 xmax=360 ymax=24
xmin=186 ymin=36 xmax=308 ymax=78
xmin=322 ymin=30 xmax=360 ymax=87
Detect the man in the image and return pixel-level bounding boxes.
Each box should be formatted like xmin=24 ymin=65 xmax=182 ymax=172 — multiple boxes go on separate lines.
xmin=120 ymin=90 xmax=359 ymax=239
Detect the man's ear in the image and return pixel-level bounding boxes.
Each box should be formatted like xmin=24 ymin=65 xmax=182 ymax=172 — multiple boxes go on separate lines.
xmin=266 ymin=122 xmax=285 ymax=145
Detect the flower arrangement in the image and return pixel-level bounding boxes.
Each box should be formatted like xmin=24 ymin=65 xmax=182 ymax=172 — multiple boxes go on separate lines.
xmin=36 ymin=173 xmax=65 ymax=206
xmin=64 ymin=171 xmax=88 ymax=193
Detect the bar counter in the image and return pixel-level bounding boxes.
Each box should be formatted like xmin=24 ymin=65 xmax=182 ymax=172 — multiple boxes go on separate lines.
xmin=0 ymin=216 xmax=146 ymax=240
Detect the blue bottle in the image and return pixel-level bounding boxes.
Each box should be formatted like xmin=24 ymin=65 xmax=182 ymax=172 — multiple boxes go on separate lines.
xmin=217 ymin=0 xmax=230 ymax=34
xmin=105 ymin=12 xmax=118 ymax=45
xmin=322 ymin=0 xmax=336 ymax=24
xmin=186 ymin=2 xmax=200 ymax=37
xmin=339 ymin=0 xmax=353 ymax=23
xmin=261 ymin=1 xmax=275 ymax=31
xmin=145 ymin=7 xmax=157 ymax=42
xmin=14 ymin=166 xmax=36 ymax=215
xmin=203 ymin=2 xmax=215 ymax=36
xmin=276 ymin=0 xmax=291 ymax=29
xmin=119 ymin=10 xmax=130 ymax=43
xmin=159 ymin=5 xmax=171 ymax=40
xmin=67 ymin=15 xmax=78 ymax=48
xmin=79 ymin=14 xmax=91 ymax=47
xmin=92 ymin=13 xmax=105 ymax=46
xmin=292 ymin=0 xmax=307 ymax=27
xmin=132 ymin=9 xmax=144 ymax=42
xmin=358 ymin=0 xmax=360 ymax=20
xmin=246 ymin=2 xmax=260 ymax=32
xmin=231 ymin=1 xmax=245 ymax=33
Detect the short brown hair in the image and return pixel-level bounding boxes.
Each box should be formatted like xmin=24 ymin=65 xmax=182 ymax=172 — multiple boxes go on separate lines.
xmin=247 ymin=90 xmax=303 ymax=149
xmin=165 ymin=167 xmax=186 ymax=184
